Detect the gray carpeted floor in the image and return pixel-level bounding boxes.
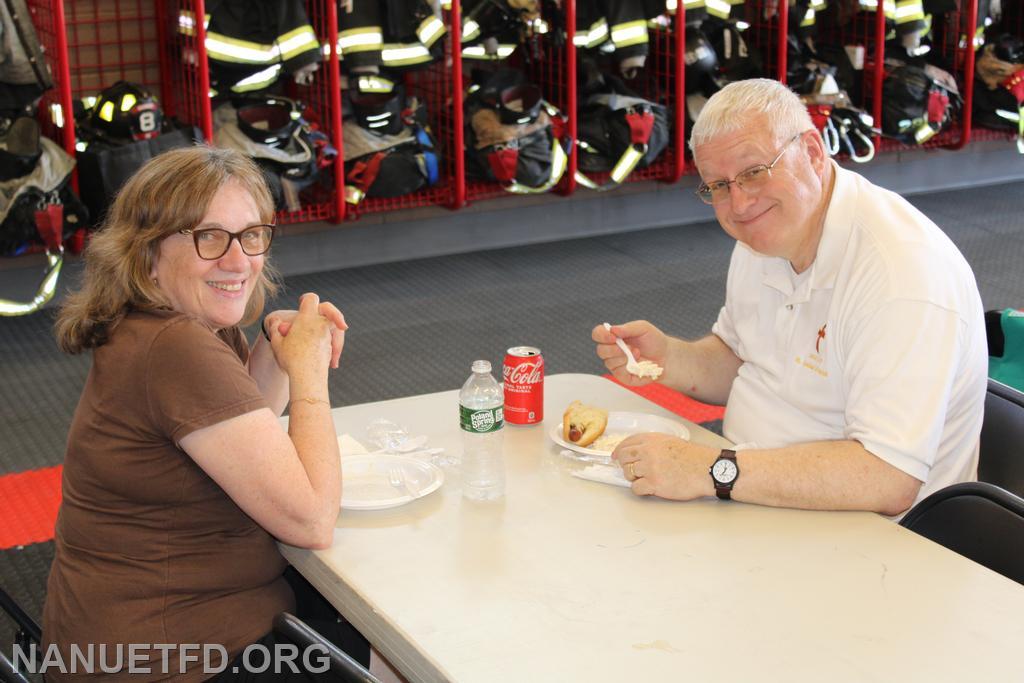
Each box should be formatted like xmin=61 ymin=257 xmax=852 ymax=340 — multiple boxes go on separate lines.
xmin=3 ymin=179 xmax=1024 ymax=654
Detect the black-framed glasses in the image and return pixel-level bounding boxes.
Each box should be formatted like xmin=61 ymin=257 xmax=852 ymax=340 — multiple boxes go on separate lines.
xmin=178 ymin=224 xmax=276 ymax=260
xmin=695 ymin=133 xmax=804 ymax=205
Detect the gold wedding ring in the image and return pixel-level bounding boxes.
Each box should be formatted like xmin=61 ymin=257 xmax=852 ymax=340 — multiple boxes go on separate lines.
xmin=625 ymin=462 xmax=636 ymax=480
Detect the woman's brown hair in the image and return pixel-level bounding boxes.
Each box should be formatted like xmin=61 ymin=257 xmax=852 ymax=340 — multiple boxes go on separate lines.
xmin=55 ymin=145 xmax=278 ymax=353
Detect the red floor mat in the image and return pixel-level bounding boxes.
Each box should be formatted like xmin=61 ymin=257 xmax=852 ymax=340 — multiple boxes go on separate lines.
xmin=0 ymin=465 xmax=62 ymax=549
xmin=603 ymin=375 xmax=725 ymax=423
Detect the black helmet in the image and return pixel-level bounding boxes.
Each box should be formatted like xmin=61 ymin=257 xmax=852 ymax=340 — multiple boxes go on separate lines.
xmin=234 ymin=96 xmax=303 ymax=149
xmin=993 ymin=33 xmax=1024 ymax=65
xmin=685 ymin=25 xmax=719 ymax=95
xmin=87 ymin=81 xmax=163 ymax=141
xmin=350 ymin=87 xmax=406 ymax=136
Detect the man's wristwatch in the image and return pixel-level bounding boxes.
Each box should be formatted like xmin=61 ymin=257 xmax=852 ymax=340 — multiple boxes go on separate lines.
xmin=710 ymin=449 xmax=739 ymax=500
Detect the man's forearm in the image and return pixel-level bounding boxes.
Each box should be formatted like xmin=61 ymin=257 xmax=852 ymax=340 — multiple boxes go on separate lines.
xmin=732 ymin=440 xmax=922 ymax=516
xmin=662 ymin=334 xmax=741 ymax=405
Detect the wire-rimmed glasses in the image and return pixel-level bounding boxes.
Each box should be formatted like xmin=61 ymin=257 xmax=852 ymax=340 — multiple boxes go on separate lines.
xmin=695 ymin=133 xmax=804 ymax=205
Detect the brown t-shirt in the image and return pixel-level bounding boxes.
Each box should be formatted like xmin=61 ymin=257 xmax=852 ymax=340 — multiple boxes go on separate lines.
xmin=42 ymin=310 xmax=293 ymax=681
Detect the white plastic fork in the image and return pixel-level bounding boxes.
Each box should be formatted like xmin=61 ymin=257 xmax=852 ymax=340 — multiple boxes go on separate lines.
xmin=603 ymin=322 xmax=642 ymax=376
xmin=388 ymin=466 xmax=417 ymax=499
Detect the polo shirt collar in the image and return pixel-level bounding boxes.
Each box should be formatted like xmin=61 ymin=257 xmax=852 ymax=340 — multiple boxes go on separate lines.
xmin=761 ymin=160 xmax=854 ymax=302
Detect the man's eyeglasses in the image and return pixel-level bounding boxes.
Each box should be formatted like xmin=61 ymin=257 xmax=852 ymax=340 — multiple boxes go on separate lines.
xmin=695 ymin=133 xmax=804 ymax=205
xmin=179 ymin=224 xmax=276 ymax=261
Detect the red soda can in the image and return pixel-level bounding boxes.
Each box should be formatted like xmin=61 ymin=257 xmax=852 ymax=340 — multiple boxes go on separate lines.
xmin=503 ymin=346 xmax=544 ymax=425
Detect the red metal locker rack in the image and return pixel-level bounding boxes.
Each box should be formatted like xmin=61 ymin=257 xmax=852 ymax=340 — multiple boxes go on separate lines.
xmin=576 ymin=16 xmax=684 ymax=188
xmin=346 ymin=8 xmax=462 ymax=217
xmin=277 ymin=0 xmax=343 ymax=224
xmin=737 ymin=0 xmax=790 ymax=82
xmin=872 ymin=0 xmax=978 ymax=152
xmin=463 ymin=4 xmax=575 ymax=204
xmin=26 ymin=0 xmax=74 ymax=160
xmin=31 ymin=1 xmax=179 ymax=159
xmin=970 ymin=0 xmax=1024 ymax=144
xmin=157 ymin=0 xmax=212 ymax=140
xmin=815 ymin=4 xmax=887 ymax=150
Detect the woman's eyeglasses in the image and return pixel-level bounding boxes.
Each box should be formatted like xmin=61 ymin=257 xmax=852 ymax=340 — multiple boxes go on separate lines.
xmin=695 ymin=133 xmax=803 ymax=205
xmin=178 ymin=224 xmax=275 ymax=260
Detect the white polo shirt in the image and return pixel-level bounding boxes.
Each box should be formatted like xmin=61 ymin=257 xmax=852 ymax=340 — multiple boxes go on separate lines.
xmin=711 ymin=162 xmax=987 ymax=508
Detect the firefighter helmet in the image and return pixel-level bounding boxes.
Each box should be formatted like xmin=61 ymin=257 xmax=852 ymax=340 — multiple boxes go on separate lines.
xmin=87 ymin=81 xmax=163 ymax=141
xmin=233 ymin=96 xmax=303 ymax=149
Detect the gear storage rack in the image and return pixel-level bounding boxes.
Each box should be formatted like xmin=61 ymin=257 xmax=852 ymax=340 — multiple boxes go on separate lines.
xmin=27 ymin=0 xmax=999 ymax=227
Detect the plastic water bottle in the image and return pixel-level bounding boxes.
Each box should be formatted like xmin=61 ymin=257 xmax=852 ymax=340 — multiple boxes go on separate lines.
xmin=459 ymin=360 xmax=505 ymax=501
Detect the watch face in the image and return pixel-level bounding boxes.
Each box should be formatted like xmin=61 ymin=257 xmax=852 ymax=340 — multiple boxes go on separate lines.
xmin=712 ymin=458 xmax=738 ymax=484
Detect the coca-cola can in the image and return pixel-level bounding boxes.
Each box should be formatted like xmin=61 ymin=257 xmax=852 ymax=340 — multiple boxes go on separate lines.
xmin=503 ymin=346 xmax=544 ymax=425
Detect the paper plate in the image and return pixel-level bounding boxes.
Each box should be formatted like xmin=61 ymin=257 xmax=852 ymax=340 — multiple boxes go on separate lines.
xmin=341 ymin=455 xmax=444 ymax=510
xmin=551 ymin=412 xmax=690 ymax=463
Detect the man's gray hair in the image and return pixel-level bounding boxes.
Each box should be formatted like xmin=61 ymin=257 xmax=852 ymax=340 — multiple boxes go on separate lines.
xmin=689 ymin=79 xmax=814 ymax=151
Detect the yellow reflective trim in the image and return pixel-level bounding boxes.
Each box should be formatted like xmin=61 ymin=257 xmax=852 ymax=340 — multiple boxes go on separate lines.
xmin=610 ymin=20 xmax=648 ymax=48
xmin=574 ymin=18 xmax=609 ymax=48
xmin=338 ymin=27 xmax=384 ymax=53
xmin=683 ymin=0 xmax=707 ymax=7
xmin=381 ymin=43 xmax=434 ymax=66
xmin=462 ymin=44 xmax=516 ymax=59
xmin=119 ymin=93 xmax=137 ymax=112
xmin=231 ymin=64 xmax=282 ymax=92
xmin=913 ymin=124 xmax=935 ymax=143
xmin=505 ymin=139 xmax=567 ymax=194
xmin=49 ymin=102 xmax=64 ymax=128
xmin=0 ymin=251 xmax=62 ymax=317
xmin=357 ymin=75 xmax=395 ymax=93
xmin=205 ymin=32 xmax=279 ymax=63
xmin=417 ymin=16 xmax=446 ymax=48
xmin=894 ymin=0 xmax=925 ymax=23
xmin=666 ymin=0 xmax=679 ymax=9
xmin=99 ymin=100 xmax=115 ymax=122
xmin=706 ymin=0 xmax=732 ymax=18
xmin=801 ymin=8 xmax=816 ymax=26
xmin=462 ymin=19 xmax=481 ymax=41
xmin=610 ymin=146 xmax=645 ymax=183
xmin=278 ymin=26 xmax=320 ymax=61
xmin=345 ymin=186 xmax=365 ymax=205
xmin=574 ymin=170 xmax=600 ymax=189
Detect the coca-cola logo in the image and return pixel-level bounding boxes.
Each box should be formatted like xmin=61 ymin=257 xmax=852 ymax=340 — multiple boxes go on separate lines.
xmin=504 ymin=361 xmax=543 ymax=385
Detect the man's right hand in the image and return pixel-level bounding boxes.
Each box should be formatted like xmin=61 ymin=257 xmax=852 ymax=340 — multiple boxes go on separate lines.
xmin=591 ymin=320 xmax=670 ymax=386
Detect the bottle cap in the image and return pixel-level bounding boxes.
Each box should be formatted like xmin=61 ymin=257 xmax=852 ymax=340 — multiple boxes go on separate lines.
xmin=472 ymin=360 xmax=492 ymax=373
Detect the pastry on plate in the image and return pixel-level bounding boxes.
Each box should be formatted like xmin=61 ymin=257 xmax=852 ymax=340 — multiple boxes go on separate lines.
xmin=563 ymin=401 xmax=608 ymax=447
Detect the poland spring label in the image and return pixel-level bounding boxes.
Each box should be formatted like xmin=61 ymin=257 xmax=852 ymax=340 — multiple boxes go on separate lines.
xmin=460 ymin=406 xmax=504 ymax=433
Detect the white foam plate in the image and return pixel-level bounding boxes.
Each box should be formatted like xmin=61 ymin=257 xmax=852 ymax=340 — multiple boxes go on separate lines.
xmin=341 ymin=455 xmax=444 ymax=510
xmin=550 ymin=411 xmax=690 ymax=463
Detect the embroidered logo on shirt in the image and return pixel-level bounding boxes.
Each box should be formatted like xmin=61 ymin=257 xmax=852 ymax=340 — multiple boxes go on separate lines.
xmin=794 ymin=322 xmax=829 ymax=378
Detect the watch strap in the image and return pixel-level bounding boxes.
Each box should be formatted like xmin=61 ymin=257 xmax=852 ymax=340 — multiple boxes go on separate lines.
xmin=712 ymin=449 xmax=738 ymax=500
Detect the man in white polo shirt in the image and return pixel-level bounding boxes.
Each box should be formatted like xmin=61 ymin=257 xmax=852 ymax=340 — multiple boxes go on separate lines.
xmin=593 ymin=78 xmax=987 ymax=517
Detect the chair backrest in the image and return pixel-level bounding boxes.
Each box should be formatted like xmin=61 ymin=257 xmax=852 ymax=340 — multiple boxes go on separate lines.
xmin=272 ymin=612 xmax=381 ymax=683
xmin=900 ymin=481 xmax=1024 ymax=585
xmin=0 ymin=588 xmax=38 ymax=683
xmin=979 ymin=378 xmax=1024 ymax=498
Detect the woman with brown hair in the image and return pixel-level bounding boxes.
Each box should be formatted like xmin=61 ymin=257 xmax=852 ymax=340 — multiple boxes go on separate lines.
xmin=43 ymin=145 xmax=362 ymax=680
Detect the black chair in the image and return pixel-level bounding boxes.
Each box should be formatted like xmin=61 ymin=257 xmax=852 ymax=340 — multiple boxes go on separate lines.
xmin=273 ymin=612 xmax=381 ymax=683
xmin=0 ymin=588 xmax=40 ymax=683
xmin=979 ymin=378 xmax=1024 ymax=498
xmin=900 ymin=481 xmax=1024 ymax=585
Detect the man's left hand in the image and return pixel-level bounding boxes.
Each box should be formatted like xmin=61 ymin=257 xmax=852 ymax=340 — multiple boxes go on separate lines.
xmin=612 ymin=433 xmax=718 ymax=500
